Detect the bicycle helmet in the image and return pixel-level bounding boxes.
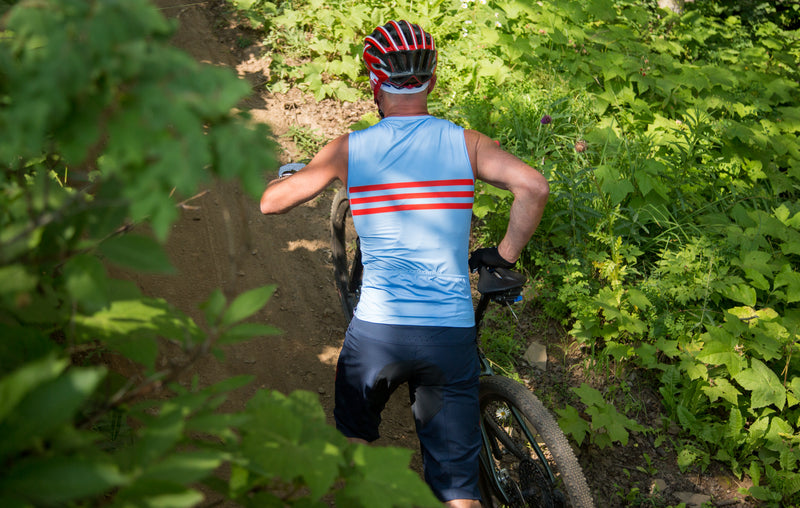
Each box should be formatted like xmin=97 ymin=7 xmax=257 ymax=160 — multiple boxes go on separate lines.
xmin=363 ymin=20 xmax=437 ymax=100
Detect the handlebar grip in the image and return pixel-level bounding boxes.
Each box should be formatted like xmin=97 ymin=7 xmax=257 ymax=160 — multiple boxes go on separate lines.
xmin=278 ymin=162 xmax=307 ymax=178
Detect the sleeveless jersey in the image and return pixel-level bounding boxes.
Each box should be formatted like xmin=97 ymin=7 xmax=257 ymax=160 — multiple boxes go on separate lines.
xmin=347 ymin=115 xmax=474 ymax=327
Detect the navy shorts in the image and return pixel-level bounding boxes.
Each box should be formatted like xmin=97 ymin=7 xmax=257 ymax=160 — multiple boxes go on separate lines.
xmin=334 ymin=317 xmax=481 ymax=502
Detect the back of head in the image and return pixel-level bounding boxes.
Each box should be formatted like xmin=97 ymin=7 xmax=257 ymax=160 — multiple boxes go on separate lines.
xmin=363 ymin=20 xmax=438 ymax=100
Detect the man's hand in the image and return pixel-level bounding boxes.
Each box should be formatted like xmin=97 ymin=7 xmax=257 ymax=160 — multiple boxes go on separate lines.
xmin=468 ymin=247 xmax=515 ymax=272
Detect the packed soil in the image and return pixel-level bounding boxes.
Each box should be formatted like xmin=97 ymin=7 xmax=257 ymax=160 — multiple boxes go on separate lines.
xmin=143 ymin=1 xmax=756 ymax=506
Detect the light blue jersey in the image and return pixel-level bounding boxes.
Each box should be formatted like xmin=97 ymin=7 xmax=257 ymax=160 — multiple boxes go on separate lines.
xmin=348 ymin=115 xmax=474 ymax=327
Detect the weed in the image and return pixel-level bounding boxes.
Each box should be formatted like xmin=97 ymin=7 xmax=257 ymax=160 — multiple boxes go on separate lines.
xmin=283 ymin=125 xmax=327 ymax=159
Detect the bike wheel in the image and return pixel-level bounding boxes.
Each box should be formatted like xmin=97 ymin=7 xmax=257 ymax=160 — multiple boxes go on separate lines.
xmin=330 ymin=187 xmax=362 ymax=322
xmin=479 ymin=375 xmax=594 ymax=508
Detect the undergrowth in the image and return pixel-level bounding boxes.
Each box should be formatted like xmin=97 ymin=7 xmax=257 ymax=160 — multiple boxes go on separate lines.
xmin=222 ymin=0 xmax=800 ymax=504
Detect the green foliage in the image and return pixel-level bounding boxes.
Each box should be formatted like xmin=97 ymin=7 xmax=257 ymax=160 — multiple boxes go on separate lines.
xmin=479 ymin=305 xmax=524 ymax=380
xmin=557 ymin=383 xmax=646 ymax=449
xmin=226 ymin=0 xmax=799 ymax=502
xmin=227 ymin=389 xmax=439 ymax=507
xmin=284 ymin=124 xmax=329 ymax=160
xmin=0 ymin=1 xmax=440 ymax=507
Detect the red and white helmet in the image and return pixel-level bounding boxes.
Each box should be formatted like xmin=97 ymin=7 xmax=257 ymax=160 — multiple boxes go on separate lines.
xmin=363 ymin=21 xmax=437 ymax=100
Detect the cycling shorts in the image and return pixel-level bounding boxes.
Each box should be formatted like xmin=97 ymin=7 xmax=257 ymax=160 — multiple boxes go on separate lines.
xmin=334 ymin=317 xmax=481 ymax=502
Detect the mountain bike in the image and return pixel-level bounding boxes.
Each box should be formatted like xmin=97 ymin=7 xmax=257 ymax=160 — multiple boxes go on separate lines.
xmin=330 ymin=186 xmax=594 ymax=508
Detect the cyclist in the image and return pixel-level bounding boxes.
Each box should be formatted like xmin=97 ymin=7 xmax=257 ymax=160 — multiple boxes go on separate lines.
xmin=260 ymin=20 xmax=549 ymax=508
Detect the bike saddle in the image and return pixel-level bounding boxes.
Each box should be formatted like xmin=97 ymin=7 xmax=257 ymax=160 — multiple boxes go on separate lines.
xmin=477 ymin=266 xmax=527 ymax=296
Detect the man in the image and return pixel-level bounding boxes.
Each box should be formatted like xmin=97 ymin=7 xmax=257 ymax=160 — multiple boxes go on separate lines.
xmin=260 ymin=20 xmax=549 ymax=508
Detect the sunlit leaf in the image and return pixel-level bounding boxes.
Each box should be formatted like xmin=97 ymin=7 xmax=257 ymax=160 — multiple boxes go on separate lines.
xmin=734 ymin=359 xmax=786 ymax=410
xmin=221 ymin=285 xmax=276 ymax=327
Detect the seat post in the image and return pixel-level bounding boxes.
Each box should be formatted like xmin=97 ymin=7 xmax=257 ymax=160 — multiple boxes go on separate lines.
xmin=474 ymin=294 xmax=491 ymax=329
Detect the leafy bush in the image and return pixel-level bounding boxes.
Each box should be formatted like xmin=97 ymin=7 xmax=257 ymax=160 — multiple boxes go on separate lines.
xmin=0 ymin=1 xmax=440 ymax=506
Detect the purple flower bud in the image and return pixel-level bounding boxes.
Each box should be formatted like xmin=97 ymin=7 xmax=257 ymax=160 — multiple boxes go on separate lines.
xmin=540 ymin=115 xmax=552 ymax=125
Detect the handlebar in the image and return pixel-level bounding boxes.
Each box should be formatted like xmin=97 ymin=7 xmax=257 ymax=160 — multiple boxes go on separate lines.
xmin=278 ymin=162 xmax=306 ymax=178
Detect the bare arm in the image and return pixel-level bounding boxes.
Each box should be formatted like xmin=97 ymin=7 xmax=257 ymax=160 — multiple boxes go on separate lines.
xmin=260 ymin=134 xmax=349 ymax=214
xmin=465 ymin=129 xmax=549 ymax=263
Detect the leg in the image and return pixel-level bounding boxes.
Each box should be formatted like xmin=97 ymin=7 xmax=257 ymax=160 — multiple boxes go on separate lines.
xmin=334 ymin=317 xmax=413 ymax=441
xmin=411 ymin=328 xmax=482 ymax=505
xmin=445 ymin=500 xmax=481 ymax=508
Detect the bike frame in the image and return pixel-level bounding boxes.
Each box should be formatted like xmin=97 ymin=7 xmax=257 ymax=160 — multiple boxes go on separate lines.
xmin=474 ymin=286 xmax=559 ymax=505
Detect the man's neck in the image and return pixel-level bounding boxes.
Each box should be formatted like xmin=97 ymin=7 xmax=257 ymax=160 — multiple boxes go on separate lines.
xmin=379 ymin=91 xmax=429 ymax=117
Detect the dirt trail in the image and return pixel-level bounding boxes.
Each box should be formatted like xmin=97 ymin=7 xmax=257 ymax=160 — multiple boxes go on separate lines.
xmin=145 ymin=0 xmax=418 ymax=453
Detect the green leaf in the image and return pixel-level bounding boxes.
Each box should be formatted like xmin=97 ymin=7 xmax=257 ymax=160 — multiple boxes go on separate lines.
xmin=240 ymin=390 xmax=344 ymax=501
xmin=727 ymin=305 xmax=778 ymax=325
xmin=350 ymin=113 xmax=380 ymax=131
xmin=0 ymin=324 xmax=56 ymax=374
xmin=73 ymin=298 xmax=200 ymax=342
xmin=677 ymin=445 xmax=702 ymax=472
xmin=774 ymin=267 xmax=800 ymax=303
xmin=0 ymin=355 xmax=67 ymax=422
xmin=747 ymin=415 xmax=770 ymax=446
xmin=746 ymin=321 xmax=786 ymax=362
xmin=0 ymin=264 xmax=37 ymax=297
xmin=338 ymin=445 xmax=440 ymax=508
xmin=116 ymin=482 xmax=204 ymax=508
xmin=221 ymin=285 xmax=276 ymax=327
xmin=138 ymin=450 xmax=225 ymax=484
xmin=573 ymin=383 xmax=606 ymax=407
xmin=184 ymin=412 xmax=247 ymax=442
xmin=586 ymin=404 xmax=631 ymax=446
xmin=764 ymin=417 xmax=792 ymax=453
xmin=99 ymin=234 xmax=175 ymax=274
xmin=722 ymin=283 xmax=757 ymax=306
xmin=733 ymin=359 xmax=786 ymax=410
xmin=790 ymin=377 xmax=800 ymax=402
xmin=129 ymin=406 xmax=186 ymax=467
xmin=201 ymin=289 xmax=226 ymax=328
xmin=595 ymin=165 xmax=634 ymax=205
xmin=697 ymin=328 xmax=745 ymax=377
xmin=701 ymin=377 xmax=742 ymax=406
xmin=556 ymin=405 xmax=590 ymax=447
xmin=626 ymin=288 xmax=651 ymax=310
xmin=0 ymin=456 xmax=127 ymax=504
xmin=0 ymin=367 xmax=106 ymax=460
xmin=63 ymin=254 xmax=110 ymax=312
xmin=105 ymin=334 xmax=159 ymax=370
xmin=725 ymin=406 xmax=744 ymax=439
xmin=734 ymin=250 xmax=774 ymax=290
xmin=72 ymin=299 xmax=201 ymax=368
xmin=634 ymin=343 xmax=659 ymax=369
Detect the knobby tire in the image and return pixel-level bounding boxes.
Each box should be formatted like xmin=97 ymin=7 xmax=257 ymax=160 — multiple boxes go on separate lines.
xmin=479 ymin=376 xmax=594 ymax=508
xmin=330 ymin=188 xmax=360 ymax=321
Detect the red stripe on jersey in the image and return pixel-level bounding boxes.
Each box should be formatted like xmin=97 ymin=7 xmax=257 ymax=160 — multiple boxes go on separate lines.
xmin=349 ymin=179 xmax=474 ymax=194
xmin=350 ymin=191 xmax=474 ymax=205
xmin=351 ymin=202 xmax=473 ymax=216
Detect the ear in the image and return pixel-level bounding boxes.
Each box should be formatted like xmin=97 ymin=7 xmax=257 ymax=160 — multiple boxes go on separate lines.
xmin=375 ymin=89 xmax=386 ymax=118
xmin=427 ymin=75 xmax=437 ymax=94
